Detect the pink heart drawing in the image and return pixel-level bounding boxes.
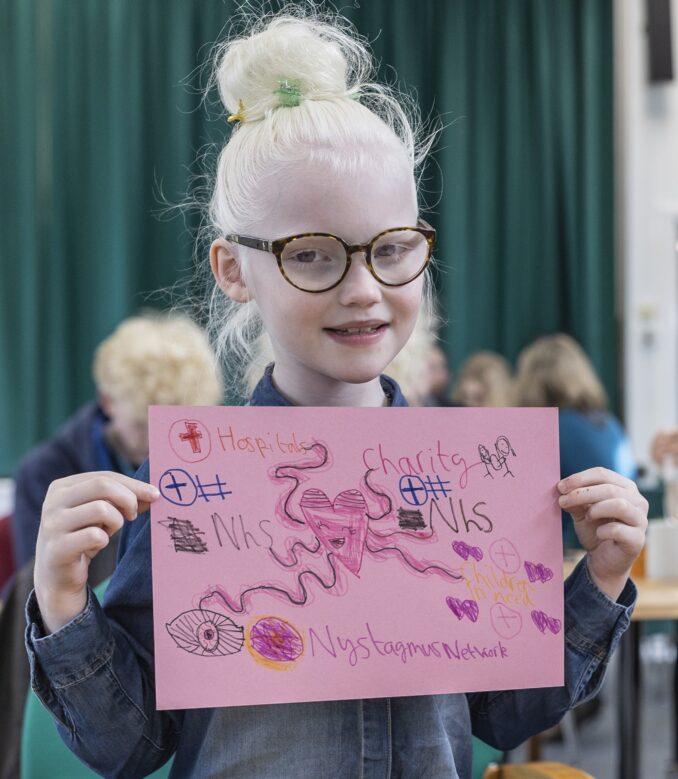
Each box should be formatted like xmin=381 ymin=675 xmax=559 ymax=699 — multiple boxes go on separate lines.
xmin=446 ymin=596 xmax=480 ymax=623
xmin=300 ymin=488 xmax=368 ymax=575
xmin=452 ymin=541 xmax=484 ymax=562
xmin=524 ymin=561 xmax=554 ymax=584
xmin=530 ymin=610 xmax=562 ymax=635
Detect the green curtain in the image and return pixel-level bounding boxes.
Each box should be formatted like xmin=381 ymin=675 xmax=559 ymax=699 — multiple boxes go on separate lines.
xmin=0 ymin=0 xmax=614 ymax=475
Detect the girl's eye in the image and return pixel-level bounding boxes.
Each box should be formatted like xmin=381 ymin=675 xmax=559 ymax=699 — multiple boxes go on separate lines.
xmin=288 ymin=249 xmax=333 ymax=264
xmin=374 ymin=243 xmax=408 ymax=260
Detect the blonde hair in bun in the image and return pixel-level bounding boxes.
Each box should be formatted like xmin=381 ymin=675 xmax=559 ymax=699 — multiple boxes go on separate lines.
xmin=200 ymin=5 xmax=437 ymax=396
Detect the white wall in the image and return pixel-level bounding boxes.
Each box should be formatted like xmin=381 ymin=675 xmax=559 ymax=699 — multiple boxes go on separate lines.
xmin=618 ymin=0 xmax=678 ymax=471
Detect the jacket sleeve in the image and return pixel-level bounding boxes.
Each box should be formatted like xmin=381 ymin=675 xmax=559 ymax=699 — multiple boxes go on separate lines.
xmin=466 ymin=557 xmax=636 ymax=750
xmin=25 ymin=466 xmax=183 ymax=778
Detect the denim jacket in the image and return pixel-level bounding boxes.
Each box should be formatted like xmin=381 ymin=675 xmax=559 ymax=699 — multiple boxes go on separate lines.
xmin=26 ymin=369 xmax=636 ymax=779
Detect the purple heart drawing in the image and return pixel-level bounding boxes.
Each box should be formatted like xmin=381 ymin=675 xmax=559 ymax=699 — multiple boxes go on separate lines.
xmin=446 ymin=596 xmax=480 ymax=623
xmin=452 ymin=541 xmax=484 ymax=562
xmin=531 ymin=609 xmax=562 ymax=635
xmin=524 ymin=561 xmax=554 ymax=583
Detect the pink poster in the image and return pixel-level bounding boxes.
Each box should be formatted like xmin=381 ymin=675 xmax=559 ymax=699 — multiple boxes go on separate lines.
xmin=149 ymin=406 xmax=563 ymax=710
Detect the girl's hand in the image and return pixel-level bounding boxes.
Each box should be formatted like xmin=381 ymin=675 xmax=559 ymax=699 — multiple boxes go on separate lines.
xmin=558 ymin=467 xmax=648 ymax=601
xmin=34 ymin=472 xmax=160 ymax=634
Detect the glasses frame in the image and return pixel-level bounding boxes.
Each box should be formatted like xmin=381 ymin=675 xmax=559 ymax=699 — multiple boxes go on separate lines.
xmin=225 ymin=218 xmax=436 ymax=293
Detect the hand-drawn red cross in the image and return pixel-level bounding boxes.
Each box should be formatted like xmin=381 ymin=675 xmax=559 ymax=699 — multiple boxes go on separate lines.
xmin=179 ymin=421 xmax=203 ymax=453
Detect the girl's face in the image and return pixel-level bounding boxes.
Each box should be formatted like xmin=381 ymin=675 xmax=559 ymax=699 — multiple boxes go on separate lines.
xmin=214 ymin=152 xmax=424 ymax=405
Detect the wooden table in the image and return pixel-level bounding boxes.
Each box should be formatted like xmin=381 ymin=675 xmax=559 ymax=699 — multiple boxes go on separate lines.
xmin=616 ymin=575 xmax=678 ymax=779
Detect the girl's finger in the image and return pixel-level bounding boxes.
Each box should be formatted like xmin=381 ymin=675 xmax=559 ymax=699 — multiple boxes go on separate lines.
xmin=559 ymin=483 xmax=630 ymax=510
xmin=54 ymin=500 xmax=126 ymax=537
xmin=558 ymin=467 xmax=633 ymax=494
xmin=49 ymin=473 xmax=159 ymax=520
xmin=582 ymin=498 xmax=647 ymax=529
xmin=595 ymin=522 xmax=646 ymax=553
xmin=54 ymin=526 xmax=112 ymax=565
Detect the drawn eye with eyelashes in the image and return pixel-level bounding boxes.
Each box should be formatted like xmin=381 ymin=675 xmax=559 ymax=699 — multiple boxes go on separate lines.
xmin=166 ymin=608 xmax=244 ymax=657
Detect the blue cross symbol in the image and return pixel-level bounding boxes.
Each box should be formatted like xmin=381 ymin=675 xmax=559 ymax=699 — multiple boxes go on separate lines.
xmin=399 ymin=475 xmax=428 ymax=506
xmin=159 ymin=468 xmax=198 ymax=506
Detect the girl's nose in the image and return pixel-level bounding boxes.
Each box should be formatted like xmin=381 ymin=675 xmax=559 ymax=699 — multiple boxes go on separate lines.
xmin=337 ymin=252 xmax=382 ymax=306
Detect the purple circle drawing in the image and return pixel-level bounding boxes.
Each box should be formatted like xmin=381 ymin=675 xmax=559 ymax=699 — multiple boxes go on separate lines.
xmin=247 ymin=617 xmax=304 ymax=668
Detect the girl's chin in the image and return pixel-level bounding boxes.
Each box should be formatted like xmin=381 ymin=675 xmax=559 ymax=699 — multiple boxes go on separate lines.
xmin=328 ymin=358 xmax=394 ymax=385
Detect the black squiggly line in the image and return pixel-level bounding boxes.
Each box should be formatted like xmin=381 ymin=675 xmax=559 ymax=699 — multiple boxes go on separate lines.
xmin=268 ymin=536 xmax=323 ymax=568
xmin=364 ymin=536 xmax=462 ymax=581
xmin=273 ymin=442 xmax=329 ymax=525
xmin=198 ymin=553 xmax=340 ymax=614
xmin=363 ymin=467 xmax=393 ymax=520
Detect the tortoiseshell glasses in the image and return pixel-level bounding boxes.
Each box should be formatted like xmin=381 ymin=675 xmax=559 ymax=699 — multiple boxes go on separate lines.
xmin=225 ymin=219 xmax=436 ymax=293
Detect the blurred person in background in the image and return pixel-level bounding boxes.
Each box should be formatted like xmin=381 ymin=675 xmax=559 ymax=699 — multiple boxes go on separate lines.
xmin=425 ymin=343 xmax=453 ymax=406
xmin=651 ymin=427 xmax=678 ymax=518
xmin=451 ymin=350 xmax=513 ymax=407
xmin=10 ymin=312 xmax=223 ymax=571
xmin=385 ymin=312 xmax=444 ymax=406
xmin=1 ymin=312 xmax=222 ymax=779
xmin=514 ymin=333 xmax=636 ymax=550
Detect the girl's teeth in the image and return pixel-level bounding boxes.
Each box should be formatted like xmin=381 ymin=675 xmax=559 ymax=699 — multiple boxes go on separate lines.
xmin=339 ymin=326 xmax=378 ymax=334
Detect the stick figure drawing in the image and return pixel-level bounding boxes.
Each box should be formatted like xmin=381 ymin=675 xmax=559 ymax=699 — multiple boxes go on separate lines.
xmin=478 ymin=435 xmax=517 ymax=478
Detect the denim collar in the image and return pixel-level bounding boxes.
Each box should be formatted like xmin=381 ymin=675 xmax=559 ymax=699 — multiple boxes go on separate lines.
xmin=249 ymin=364 xmax=408 ymax=407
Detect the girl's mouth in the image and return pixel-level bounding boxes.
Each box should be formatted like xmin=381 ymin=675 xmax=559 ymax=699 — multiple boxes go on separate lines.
xmin=324 ymin=323 xmax=388 ymax=345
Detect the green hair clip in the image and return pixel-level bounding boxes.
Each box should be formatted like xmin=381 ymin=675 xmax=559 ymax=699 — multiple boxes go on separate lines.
xmin=274 ymin=79 xmax=303 ymax=107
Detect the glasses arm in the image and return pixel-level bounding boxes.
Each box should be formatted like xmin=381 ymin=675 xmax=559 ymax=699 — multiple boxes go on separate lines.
xmin=225 ymin=234 xmax=273 ymax=253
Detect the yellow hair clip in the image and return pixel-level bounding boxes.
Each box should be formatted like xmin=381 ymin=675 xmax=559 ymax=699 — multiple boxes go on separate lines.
xmin=227 ymin=99 xmax=246 ymax=124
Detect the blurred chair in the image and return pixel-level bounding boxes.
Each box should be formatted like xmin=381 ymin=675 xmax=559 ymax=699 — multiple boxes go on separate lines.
xmin=473 ymin=736 xmax=505 ymax=779
xmin=483 ymin=762 xmax=595 ymax=778
xmin=0 ymin=513 xmax=16 ymax=596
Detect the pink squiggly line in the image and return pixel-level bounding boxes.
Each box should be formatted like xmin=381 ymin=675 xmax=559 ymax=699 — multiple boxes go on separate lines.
xmin=365 ymin=536 xmax=462 ymax=581
xmin=198 ymin=553 xmax=341 ymax=614
xmin=268 ymin=536 xmax=323 ymax=568
xmin=271 ymin=442 xmax=331 ymax=526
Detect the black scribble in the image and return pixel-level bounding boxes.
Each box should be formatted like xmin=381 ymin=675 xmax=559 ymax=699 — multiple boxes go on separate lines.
xmin=397 ymin=508 xmax=426 ymax=530
xmin=159 ymin=517 xmax=209 ymax=553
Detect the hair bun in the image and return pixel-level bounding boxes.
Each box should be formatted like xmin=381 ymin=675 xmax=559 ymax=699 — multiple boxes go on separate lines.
xmin=215 ymin=16 xmax=364 ymax=121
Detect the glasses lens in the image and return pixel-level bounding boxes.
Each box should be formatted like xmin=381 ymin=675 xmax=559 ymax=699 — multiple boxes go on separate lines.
xmin=371 ymin=230 xmax=430 ymax=284
xmin=280 ymin=235 xmax=347 ymax=291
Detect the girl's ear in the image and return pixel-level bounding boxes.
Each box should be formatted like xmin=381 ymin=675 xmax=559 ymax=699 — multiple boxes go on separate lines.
xmin=210 ymin=239 xmax=251 ymax=303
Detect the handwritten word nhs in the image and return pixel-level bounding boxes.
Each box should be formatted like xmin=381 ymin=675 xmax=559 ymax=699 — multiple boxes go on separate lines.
xmin=217 ymin=425 xmax=312 ymax=458
xmin=362 ymin=442 xmax=475 ymax=488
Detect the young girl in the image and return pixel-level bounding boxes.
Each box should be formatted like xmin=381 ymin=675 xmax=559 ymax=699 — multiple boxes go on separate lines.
xmin=29 ymin=11 xmax=647 ymax=779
